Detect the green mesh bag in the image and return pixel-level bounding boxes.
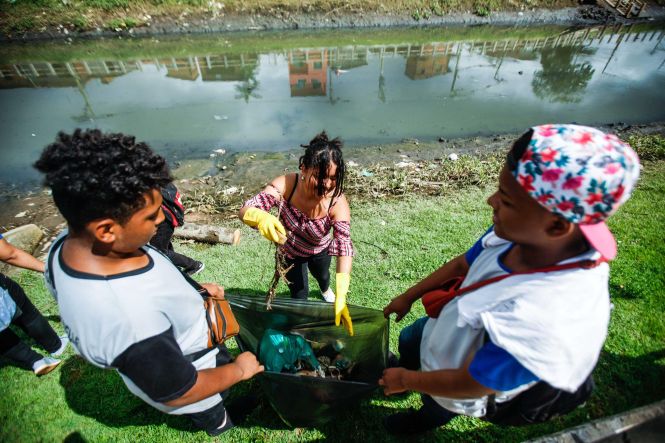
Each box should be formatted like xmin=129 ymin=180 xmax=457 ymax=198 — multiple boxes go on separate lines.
xmin=227 ymin=294 xmax=389 ymax=427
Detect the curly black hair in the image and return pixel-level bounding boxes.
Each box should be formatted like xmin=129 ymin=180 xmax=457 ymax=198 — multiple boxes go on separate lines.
xmin=34 ymin=129 xmax=172 ymax=232
xmin=299 ymin=131 xmax=345 ymax=198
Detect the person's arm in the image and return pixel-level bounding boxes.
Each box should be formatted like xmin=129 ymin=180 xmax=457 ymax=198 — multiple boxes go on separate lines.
xmin=113 ymin=329 xmax=263 ymax=408
xmin=165 ymin=352 xmax=263 ymax=407
xmin=238 ymin=176 xmax=288 ymax=244
xmin=237 ymin=175 xmax=286 ymax=221
xmin=383 ymin=254 xmax=469 ymax=322
xmin=0 ymin=237 xmax=45 ymax=273
xmin=336 ymin=255 xmax=352 ymax=274
xmin=330 ymin=194 xmax=353 ymax=275
xmin=379 ymin=365 xmax=494 ymax=399
xmin=329 ymin=195 xmax=354 ymax=335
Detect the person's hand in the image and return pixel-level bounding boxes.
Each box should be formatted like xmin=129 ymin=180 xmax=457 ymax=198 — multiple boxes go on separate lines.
xmin=335 ymin=272 xmax=354 ymax=336
xmin=234 ymin=352 xmax=264 ymax=381
xmin=242 ymin=207 xmax=287 ymax=244
xmin=201 ymin=283 xmax=224 ymax=298
xmin=383 ymin=293 xmax=413 ymax=322
xmin=379 ymin=367 xmax=409 ymax=395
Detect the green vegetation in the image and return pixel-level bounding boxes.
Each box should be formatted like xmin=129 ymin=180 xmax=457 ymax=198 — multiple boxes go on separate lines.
xmin=0 ymin=24 xmax=575 ymax=64
xmin=627 ymin=133 xmax=665 ymax=161
xmin=474 ymin=0 xmax=499 ymax=17
xmin=0 ymin=0 xmax=581 ymax=35
xmin=1 ymin=136 xmax=663 ymax=442
xmin=105 ymin=16 xmax=143 ymax=30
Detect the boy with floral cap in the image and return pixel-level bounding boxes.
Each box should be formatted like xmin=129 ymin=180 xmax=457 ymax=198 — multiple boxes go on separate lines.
xmin=380 ymin=124 xmax=640 ymax=435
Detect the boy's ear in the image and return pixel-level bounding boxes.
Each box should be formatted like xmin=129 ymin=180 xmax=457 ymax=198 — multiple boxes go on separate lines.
xmin=545 ymin=215 xmax=575 ymax=238
xmin=90 ymin=218 xmax=119 ymax=244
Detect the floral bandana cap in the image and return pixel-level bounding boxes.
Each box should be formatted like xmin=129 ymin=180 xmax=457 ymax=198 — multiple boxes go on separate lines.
xmin=514 ymin=124 xmax=640 ymax=260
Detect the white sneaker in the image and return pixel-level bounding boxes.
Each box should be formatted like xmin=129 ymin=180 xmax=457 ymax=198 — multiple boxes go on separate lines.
xmin=33 ymin=356 xmax=61 ymax=376
xmin=51 ymin=335 xmax=69 ymax=357
xmin=321 ymin=288 xmax=336 ymax=303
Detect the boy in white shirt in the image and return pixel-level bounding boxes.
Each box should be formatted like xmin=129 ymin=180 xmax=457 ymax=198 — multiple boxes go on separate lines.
xmin=381 ymin=124 xmax=640 ymax=435
xmin=34 ymin=129 xmax=263 ymax=436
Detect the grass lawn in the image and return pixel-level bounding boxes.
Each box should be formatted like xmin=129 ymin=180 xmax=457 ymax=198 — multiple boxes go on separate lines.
xmin=1 ymin=160 xmax=663 ymax=442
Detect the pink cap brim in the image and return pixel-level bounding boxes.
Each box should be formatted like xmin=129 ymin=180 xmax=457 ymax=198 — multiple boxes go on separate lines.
xmin=579 ymin=222 xmax=617 ymax=260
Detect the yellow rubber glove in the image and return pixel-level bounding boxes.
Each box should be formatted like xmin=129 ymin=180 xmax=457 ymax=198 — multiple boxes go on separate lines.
xmin=242 ymin=207 xmax=287 ymax=244
xmin=335 ymin=272 xmax=354 ymax=336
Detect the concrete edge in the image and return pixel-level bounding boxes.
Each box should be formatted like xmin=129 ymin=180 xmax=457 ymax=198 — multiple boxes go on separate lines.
xmin=527 ymin=399 xmax=665 ymax=443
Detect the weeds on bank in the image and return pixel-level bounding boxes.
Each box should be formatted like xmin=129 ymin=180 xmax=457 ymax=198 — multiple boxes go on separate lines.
xmin=0 ymin=0 xmax=582 ymax=34
xmin=181 ymin=133 xmax=665 ymax=219
xmin=627 ymin=134 xmax=665 ymax=161
xmin=345 ymin=153 xmax=504 ymax=198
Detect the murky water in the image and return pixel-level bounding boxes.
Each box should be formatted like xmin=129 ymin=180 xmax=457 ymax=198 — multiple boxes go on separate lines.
xmin=1 ymin=23 xmax=664 ymax=187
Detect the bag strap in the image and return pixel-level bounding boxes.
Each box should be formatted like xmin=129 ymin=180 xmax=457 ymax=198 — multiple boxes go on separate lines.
xmin=287 ymin=174 xmax=298 ymax=203
xmin=452 ymin=258 xmax=606 ymax=299
xmin=46 ymin=234 xmax=68 ymax=291
xmin=180 ymin=270 xmax=209 ymax=299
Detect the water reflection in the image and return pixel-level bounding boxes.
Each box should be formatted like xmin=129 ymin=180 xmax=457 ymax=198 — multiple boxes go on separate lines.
xmin=0 ymin=24 xmax=664 ymax=186
xmin=289 ymin=50 xmax=328 ymax=96
xmin=532 ymin=46 xmax=596 ymax=103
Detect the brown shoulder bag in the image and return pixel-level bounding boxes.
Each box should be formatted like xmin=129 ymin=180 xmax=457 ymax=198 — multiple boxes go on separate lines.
xmin=182 ymin=271 xmax=240 ymax=347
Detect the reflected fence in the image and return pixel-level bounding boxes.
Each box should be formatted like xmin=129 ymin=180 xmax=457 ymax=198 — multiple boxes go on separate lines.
xmin=1 ymin=23 xmax=663 ymax=89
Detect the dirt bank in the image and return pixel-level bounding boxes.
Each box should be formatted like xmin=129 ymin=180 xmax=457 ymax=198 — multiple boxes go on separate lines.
xmin=3 ymin=3 xmax=665 ymax=42
xmin=2 ymin=121 xmax=663 ymax=257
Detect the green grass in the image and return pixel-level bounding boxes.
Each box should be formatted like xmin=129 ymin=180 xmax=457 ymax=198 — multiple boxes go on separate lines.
xmin=1 ymin=160 xmax=664 ymax=442
xmin=0 ymin=0 xmax=581 ymax=35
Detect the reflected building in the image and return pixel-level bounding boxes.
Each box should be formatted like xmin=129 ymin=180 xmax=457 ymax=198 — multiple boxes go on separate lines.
xmin=161 ymin=57 xmax=199 ymax=81
xmin=0 ymin=61 xmax=137 ymax=89
xmin=330 ymin=47 xmax=368 ymax=71
xmin=288 ymin=50 xmax=328 ymax=96
xmin=405 ymin=45 xmax=451 ymax=80
xmin=199 ymin=54 xmax=259 ymax=82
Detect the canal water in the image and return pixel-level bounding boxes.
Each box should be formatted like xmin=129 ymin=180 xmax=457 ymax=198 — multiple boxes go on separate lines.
xmin=1 ymin=23 xmax=664 ymax=187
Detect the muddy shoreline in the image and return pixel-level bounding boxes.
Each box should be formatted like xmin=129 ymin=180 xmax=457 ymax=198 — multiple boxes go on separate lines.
xmin=3 ymin=5 xmax=665 ymax=43
xmin=2 ymin=121 xmax=663 ymax=256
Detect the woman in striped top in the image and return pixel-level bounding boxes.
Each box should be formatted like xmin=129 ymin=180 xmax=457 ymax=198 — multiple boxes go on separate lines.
xmin=239 ymin=132 xmax=354 ymax=335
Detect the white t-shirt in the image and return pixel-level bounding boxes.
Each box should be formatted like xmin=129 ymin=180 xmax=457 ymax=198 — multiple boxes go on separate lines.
xmin=46 ymin=233 xmax=221 ymax=415
xmin=420 ymin=229 xmax=610 ymax=416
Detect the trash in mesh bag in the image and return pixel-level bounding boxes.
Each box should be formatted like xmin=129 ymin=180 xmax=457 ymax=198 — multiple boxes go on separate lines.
xmin=227 ymin=294 xmax=389 ymax=427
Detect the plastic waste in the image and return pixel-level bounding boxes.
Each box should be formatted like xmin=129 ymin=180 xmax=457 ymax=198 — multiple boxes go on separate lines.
xmin=227 ymin=294 xmax=389 ymax=427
